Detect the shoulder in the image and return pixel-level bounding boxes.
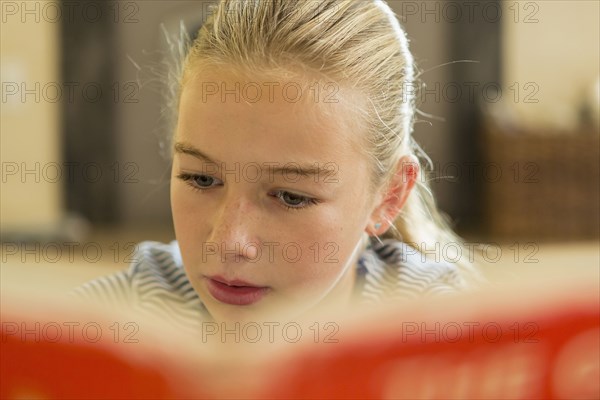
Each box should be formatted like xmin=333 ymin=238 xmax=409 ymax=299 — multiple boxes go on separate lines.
xmin=358 ymin=238 xmax=466 ymax=302
xmin=71 ymin=241 xmax=198 ymax=307
xmin=71 ymin=241 xmax=206 ymax=332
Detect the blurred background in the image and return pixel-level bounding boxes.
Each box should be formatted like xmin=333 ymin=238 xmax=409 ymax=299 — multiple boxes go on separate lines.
xmin=1 ymin=0 xmax=599 ymax=290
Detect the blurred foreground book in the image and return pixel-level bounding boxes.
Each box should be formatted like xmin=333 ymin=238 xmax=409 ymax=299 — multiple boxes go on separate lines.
xmin=1 ymin=266 xmax=598 ymax=399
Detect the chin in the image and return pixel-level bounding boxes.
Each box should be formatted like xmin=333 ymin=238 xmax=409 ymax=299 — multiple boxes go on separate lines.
xmin=208 ymin=304 xmax=266 ymax=324
xmin=206 ymin=298 xmax=310 ymax=327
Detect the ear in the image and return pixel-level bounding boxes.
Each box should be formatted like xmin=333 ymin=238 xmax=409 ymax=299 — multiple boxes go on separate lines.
xmin=366 ymin=155 xmax=419 ymax=236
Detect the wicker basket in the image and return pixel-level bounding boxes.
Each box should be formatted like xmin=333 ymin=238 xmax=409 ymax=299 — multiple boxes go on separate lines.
xmin=481 ymin=124 xmax=599 ymax=241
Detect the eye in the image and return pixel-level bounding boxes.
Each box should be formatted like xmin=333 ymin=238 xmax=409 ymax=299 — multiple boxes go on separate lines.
xmin=272 ymin=190 xmax=319 ymax=211
xmin=176 ymin=173 xmax=222 ymax=191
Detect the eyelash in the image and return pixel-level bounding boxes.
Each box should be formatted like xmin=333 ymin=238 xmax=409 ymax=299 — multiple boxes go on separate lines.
xmin=177 ymin=173 xmax=217 ymax=193
xmin=274 ymin=191 xmax=320 ymax=211
xmin=176 ymin=173 xmax=319 ymax=211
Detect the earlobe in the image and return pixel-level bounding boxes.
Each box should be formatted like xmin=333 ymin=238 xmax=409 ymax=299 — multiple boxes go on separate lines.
xmin=367 ymin=220 xmax=384 ymax=236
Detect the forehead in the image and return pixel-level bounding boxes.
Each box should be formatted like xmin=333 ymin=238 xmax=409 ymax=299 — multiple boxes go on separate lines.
xmin=177 ymin=68 xmax=367 ymax=168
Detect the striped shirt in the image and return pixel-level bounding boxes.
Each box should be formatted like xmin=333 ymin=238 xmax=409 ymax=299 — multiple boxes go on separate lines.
xmin=73 ymin=237 xmax=465 ymax=333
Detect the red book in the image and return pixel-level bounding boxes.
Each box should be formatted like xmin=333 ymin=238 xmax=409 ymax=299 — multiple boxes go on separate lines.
xmin=2 ymin=269 xmax=598 ymax=399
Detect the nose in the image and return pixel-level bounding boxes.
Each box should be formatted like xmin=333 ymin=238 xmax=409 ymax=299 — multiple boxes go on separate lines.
xmin=207 ymin=193 xmax=260 ymax=262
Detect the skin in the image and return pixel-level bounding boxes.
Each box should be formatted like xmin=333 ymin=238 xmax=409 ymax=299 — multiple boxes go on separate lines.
xmin=170 ymin=67 xmax=418 ymax=323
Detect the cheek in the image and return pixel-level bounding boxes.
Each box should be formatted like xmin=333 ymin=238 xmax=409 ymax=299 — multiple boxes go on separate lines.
xmin=170 ymin=180 xmax=212 ymax=260
xmin=171 ymin=183 xmax=192 ymax=216
xmin=282 ymin=257 xmax=342 ymax=287
xmin=271 ymin=223 xmax=361 ymax=295
xmin=171 ymin=182 xmax=193 ymax=233
xmin=274 ymin=197 xmax=369 ymax=296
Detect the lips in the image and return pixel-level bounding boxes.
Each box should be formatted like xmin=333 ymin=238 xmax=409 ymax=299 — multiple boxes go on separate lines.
xmin=204 ymin=275 xmax=270 ymax=306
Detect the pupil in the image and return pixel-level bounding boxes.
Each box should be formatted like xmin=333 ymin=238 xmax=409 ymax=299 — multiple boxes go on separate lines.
xmin=196 ymin=176 xmax=213 ymax=187
xmin=285 ymin=193 xmax=303 ymax=205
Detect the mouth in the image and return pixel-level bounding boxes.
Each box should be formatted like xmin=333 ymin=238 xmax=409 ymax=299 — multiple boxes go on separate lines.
xmin=204 ymin=275 xmax=270 ymax=306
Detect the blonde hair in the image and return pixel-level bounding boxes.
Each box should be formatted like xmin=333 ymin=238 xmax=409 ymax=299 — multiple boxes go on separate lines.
xmin=169 ymin=0 xmax=482 ymax=284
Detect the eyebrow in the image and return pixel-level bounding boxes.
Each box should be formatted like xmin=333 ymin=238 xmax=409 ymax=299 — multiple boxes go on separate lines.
xmin=174 ymin=142 xmax=222 ymax=164
xmin=173 ymin=142 xmax=338 ymax=180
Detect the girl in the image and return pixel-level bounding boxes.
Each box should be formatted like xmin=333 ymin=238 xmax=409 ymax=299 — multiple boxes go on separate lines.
xmin=75 ymin=0 xmax=480 ymax=329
